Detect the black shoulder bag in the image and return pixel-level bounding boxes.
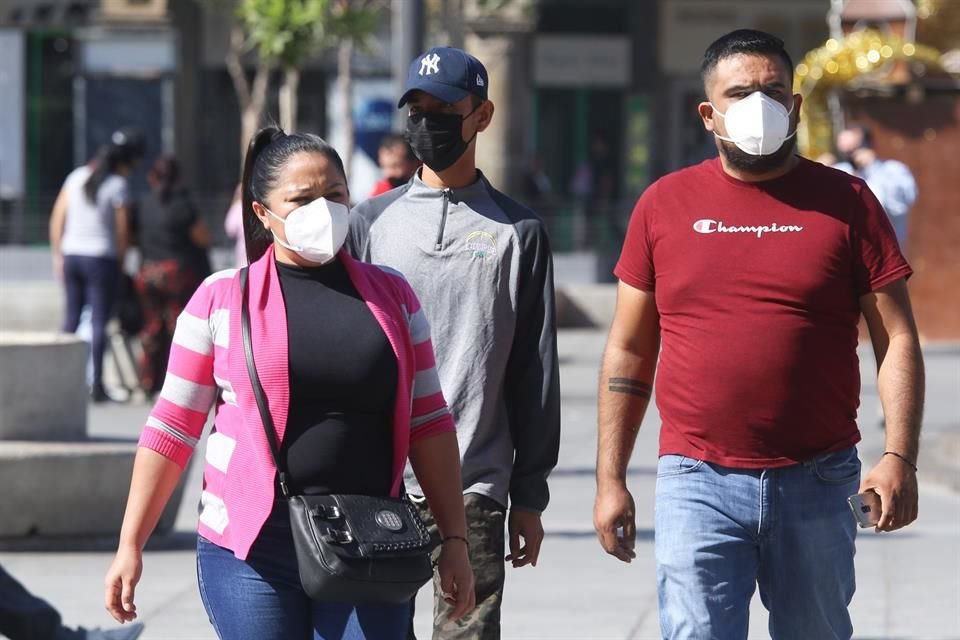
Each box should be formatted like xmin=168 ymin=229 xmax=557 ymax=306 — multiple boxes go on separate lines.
xmin=239 ymin=267 xmax=433 ymax=603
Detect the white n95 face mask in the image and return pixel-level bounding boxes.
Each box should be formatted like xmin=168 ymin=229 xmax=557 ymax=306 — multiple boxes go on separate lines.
xmin=712 ymin=91 xmax=796 ymax=156
xmin=265 ymin=197 xmax=349 ymax=264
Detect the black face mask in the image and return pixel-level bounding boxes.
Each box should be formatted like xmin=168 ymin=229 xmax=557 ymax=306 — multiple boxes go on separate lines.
xmin=404 ymin=106 xmax=479 ymax=172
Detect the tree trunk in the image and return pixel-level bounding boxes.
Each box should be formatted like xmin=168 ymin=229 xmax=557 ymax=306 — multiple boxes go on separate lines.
xmin=337 ymin=37 xmax=355 ymax=178
xmin=226 ymin=24 xmax=272 ymax=173
xmin=279 ymin=67 xmax=301 ymax=132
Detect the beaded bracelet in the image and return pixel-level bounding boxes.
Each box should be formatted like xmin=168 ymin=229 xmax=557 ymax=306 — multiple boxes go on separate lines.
xmin=442 ymin=535 xmax=470 ymax=547
xmin=883 ymin=451 xmax=918 ymax=472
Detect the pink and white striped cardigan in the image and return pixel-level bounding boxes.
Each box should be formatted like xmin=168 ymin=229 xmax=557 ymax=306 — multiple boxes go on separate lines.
xmin=138 ymin=246 xmax=455 ymax=560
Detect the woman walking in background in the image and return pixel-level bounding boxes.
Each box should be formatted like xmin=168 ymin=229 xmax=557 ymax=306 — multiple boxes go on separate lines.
xmin=49 ymin=127 xmax=145 ymax=402
xmin=133 ymin=155 xmax=211 ymax=396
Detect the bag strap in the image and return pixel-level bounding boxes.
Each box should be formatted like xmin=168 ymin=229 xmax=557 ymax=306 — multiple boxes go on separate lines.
xmin=239 ymin=266 xmax=292 ymax=497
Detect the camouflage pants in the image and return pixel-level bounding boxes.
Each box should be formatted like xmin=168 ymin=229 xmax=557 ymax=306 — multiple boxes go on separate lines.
xmin=409 ymin=493 xmax=506 ymax=640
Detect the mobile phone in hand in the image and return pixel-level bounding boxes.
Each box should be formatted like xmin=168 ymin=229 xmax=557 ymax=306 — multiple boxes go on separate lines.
xmin=847 ymin=490 xmax=882 ymax=528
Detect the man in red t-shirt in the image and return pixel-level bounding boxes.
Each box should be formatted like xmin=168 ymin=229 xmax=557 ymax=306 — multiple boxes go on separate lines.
xmin=594 ymin=29 xmax=923 ymax=640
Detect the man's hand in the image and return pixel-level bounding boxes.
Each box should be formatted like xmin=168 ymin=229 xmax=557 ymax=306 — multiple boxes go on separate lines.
xmin=594 ymin=482 xmax=637 ymax=563
xmin=860 ymin=454 xmax=918 ymax=532
xmin=505 ymin=510 xmax=543 ymax=568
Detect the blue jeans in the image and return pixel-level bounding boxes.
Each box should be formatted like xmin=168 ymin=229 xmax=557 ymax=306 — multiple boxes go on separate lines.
xmin=62 ymin=254 xmax=119 ymax=393
xmin=655 ymin=447 xmax=860 ymax=640
xmin=196 ymin=501 xmax=410 ymax=640
xmin=0 ymin=564 xmax=62 ymax=639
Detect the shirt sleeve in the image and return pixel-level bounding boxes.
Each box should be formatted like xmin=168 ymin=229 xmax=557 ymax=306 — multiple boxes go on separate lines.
xmin=851 ymin=181 xmax=913 ymax=295
xmin=504 ymin=221 xmax=561 ymax=513
xmin=887 ymin=160 xmax=918 ymax=214
xmin=614 ymin=182 xmax=658 ymax=291
xmin=224 ymin=201 xmax=243 ymax=238
xmin=346 ymin=203 xmax=372 ymax=261
xmin=107 ymin=177 xmax=132 ymax=209
xmin=138 ymin=276 xmax=220 ymax=467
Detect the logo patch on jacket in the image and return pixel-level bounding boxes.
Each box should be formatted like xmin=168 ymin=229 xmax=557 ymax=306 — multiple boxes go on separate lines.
xmin=464 ymin=230 xmax=497 ymax=261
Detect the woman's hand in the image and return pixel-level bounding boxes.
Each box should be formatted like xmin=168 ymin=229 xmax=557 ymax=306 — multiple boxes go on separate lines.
xmin=104 ymin=544 xmax=143 ymax=623
xmin=436 ymin=539 xmax=475 ymax=620
xmin=52 ymin=252 xmax=63 ymax=281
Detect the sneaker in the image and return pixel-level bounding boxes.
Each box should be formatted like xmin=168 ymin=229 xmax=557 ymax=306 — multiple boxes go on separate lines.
xmin=60 ymin=622 xmax=145 ymax=640
xmin=83 ymin=622 xmax=145 ymax=640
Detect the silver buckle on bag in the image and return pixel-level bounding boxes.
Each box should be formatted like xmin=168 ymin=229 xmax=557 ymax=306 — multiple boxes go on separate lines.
xmin=322 ymin=528 xmax=353 ymax=545
xmin=310 ymin=504 xmax=341 ymax=520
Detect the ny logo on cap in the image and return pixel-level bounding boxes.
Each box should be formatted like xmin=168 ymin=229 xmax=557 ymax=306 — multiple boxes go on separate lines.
xmin=419 ymin=53 xmax=441 ymax=76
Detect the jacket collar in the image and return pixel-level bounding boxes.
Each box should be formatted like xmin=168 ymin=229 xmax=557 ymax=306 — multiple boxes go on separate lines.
xmin=405 ymin=168 xmax=492 ymax=201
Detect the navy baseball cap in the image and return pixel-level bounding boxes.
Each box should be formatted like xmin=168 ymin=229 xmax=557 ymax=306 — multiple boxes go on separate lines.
xmin=398 ymin=47 xmax=489 ymax=108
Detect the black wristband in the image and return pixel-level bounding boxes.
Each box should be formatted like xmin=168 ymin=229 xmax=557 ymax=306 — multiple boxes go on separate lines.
xmin=442 ymin=535 xmax=469 ymax=547
xmin=883 ymin=451 xmax=918 ymax=472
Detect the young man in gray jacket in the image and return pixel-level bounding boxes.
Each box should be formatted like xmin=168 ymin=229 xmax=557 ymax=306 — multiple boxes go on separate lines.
xmin=347 ymin=46 xmax=561 ymax=639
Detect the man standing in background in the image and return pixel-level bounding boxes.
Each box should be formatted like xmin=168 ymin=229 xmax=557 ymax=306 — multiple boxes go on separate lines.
xmin=834 ymin=124 xmax=918 ymax=251
xmin=369 ymin=134 xmax=420 ymax=198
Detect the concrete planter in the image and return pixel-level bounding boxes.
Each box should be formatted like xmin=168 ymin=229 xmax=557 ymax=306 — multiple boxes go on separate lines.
xmin=0 ymin=332 xmax=87 ymax=441
xmin=0 ymin=331 xmax=187 ymax=538
xmin=0 ymin=440 xmax=185 ymax=536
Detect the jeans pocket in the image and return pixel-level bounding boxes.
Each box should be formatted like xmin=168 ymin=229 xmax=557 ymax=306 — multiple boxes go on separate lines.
xmin=656 ymin=454 xmax=705 ymax=478
xmin=811 ymin=447 xmax=861 ymax=485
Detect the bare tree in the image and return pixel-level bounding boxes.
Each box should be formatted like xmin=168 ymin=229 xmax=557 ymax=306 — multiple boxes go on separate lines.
xmin=330 ymin=0 xmax=383 ymax=176
xmin=225 ymin=22 xmax=273 ymax=164
xmin=215 ymin=0 xmax=384 ymax=172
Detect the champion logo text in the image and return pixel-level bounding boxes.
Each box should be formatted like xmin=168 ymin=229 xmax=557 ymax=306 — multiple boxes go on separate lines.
xmin=693 ymin=218 xmax=803 ymax=238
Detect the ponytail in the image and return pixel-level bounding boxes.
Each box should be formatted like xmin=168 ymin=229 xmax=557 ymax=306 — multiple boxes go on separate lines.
xmin=83 ymin=145 xmax=116 ymax=203
xmin=241 ymin=126 xmax=285 ymax=264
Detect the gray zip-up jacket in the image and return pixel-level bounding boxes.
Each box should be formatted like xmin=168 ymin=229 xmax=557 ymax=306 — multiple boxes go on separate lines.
xmin=347 ymin=171 xmax=560 ymax=513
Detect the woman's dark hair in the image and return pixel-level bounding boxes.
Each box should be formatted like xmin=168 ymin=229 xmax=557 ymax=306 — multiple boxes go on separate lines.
xmin=83 ymin=127 xmax=146 ymax=203
xmin=148 ymin=155 xmax=181 ymax=203
xmin=240 ymin=126 xmax=347 ymax=264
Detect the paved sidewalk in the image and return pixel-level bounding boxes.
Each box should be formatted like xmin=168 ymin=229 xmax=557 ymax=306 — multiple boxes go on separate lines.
xmin=1 ymin=329 xmax=958 ymax=639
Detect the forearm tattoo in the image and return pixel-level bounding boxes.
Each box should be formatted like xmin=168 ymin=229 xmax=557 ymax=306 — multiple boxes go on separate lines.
xmin=608 ymin=377 xmax=652 ymax=399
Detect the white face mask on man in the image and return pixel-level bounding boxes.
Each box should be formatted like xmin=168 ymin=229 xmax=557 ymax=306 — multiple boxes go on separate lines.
xmin=711 ymin=91 xmax=796 ymax=156
xmin=263 ymin=197 xmax=349 ymax=265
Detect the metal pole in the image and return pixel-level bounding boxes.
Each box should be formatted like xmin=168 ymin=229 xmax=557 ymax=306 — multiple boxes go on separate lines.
xmin=392 ymin=0 xmax=423 ymax=131
xmin=828 ymin=0 xmax=844 ymax=40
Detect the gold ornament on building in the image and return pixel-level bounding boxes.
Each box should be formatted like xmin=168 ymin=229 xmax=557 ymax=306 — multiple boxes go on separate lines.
xmin=795 ymin=0 xmax=959 ymax=159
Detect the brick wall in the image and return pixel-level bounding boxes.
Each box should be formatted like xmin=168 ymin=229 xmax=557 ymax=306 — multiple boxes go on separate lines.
xmin=845 ymin=92 xmax=960 ymax=341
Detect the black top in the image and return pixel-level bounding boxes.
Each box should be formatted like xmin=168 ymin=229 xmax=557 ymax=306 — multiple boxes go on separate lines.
xmin=276 ymin=259 xmax=397 ymax=496
xmin=135 ymin=189 xmax=210 ymax=277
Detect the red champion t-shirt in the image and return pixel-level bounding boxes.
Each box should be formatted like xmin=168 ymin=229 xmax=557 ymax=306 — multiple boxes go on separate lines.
xmin=615 ymin=157 xmax=911 ymax=467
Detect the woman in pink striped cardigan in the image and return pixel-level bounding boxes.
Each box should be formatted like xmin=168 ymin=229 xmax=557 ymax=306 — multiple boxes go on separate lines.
xmin=104 ymin=128 xmax=474 ymax=639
